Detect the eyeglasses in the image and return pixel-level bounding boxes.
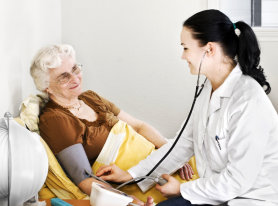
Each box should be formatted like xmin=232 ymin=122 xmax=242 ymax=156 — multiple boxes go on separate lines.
xmin=54 ymin=63 xmax=83 ymax=85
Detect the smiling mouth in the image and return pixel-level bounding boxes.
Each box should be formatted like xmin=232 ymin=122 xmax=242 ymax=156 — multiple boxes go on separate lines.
xmin=70 ymin=84 xmax=79 ymax=89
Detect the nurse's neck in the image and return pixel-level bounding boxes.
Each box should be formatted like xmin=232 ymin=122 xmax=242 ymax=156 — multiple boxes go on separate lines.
xmin=206 ymin=61 xmax=235 ymax=93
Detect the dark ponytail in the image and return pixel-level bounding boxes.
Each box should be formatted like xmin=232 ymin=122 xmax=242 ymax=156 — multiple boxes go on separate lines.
xmin=183 ymin=9 xmax=271 ymax=94
xmin=234 ymin=21 xmax=270 ymax=94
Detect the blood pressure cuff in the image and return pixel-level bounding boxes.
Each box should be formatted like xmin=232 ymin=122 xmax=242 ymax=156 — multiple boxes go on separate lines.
xmin=56 ymin=143 xmax=92 ymax=186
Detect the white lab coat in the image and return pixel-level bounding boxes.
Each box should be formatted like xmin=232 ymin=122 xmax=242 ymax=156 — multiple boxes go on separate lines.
xmin=128 ymin=65 xmax=278 ymax=205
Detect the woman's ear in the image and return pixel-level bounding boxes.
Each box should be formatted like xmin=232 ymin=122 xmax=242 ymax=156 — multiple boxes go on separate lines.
xmin=205 ymin=42 xmax=215 ymax=56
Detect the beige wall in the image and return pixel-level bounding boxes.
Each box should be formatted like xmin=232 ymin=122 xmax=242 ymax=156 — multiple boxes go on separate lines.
xmin=259 ymin=39 xmax=278 ymax=111
xmin=215 ymin=0 xmax=278 ymax=112
xmin=61 ymin=0 xmax=208 ymax=137
xmin=1 ymin=0 xmax=276 ymax=137
xmin=61 ymin=0 xmax=277 ymax=138
xmin=0 ymin=0 xmax=61 ymax=117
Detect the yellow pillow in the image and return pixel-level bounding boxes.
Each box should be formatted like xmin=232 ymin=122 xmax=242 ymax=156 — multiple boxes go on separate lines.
xmin=14 ymin=117 xmax=88 ymax=200
xmin=92 ymin=120 xmax=199 ymax=203
xmin=39 ymin=138 xmax=88 ymax=199
xmin=17 ymin=94 xmax=199 ymax=203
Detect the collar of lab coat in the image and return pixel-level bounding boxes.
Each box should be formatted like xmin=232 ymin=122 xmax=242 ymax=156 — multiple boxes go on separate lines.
xmin=212 ymin=64 xmax=242 ymax=98
xmin=206 ymin=64 xmax=242 ymax=116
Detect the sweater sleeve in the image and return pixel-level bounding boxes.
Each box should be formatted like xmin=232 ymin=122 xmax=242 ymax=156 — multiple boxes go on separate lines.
xmin=39 ymin=111 xmax=85 ymax=154
xmin=85 ymin=90 xmax=121 ymax=116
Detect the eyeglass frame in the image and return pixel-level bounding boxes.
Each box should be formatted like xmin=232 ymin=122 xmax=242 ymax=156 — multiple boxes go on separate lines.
xmin=49 ymin=63 xmax=83 ymax=85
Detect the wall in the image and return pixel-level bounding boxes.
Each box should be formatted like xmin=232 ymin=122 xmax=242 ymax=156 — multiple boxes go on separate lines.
xmin=61 ymin=0 xmax=208 ymax=137
xmin=259 ymin=40 xmax=278 ymax=110
xmin=0 ymin=0 xmax=61 ymax=117
xmin=212 ymin=0 xmax=278 ymax=112
xmin=1 ymin=0 xmax=276 ymax=137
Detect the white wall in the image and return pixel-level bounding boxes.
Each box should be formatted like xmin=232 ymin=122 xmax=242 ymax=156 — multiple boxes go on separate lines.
xmin=1 ymin=0 xmax=276 ymax=137
xmin=61 ymin=0 xmax=208 ymax=137
xmin=262 ymin=0 xmax=278 ymax=26
xmin=0 ymin=0 xmax=61 ymax=117
xmin=214 ymin=0 xmax=278 ymax=112
xmin=259 ymin=40 xmax=278 ymax=110
xmin=61 ymin=0 xmax=277 ymax=138
xmin=220 ymin=0 xmax=251 ymax=24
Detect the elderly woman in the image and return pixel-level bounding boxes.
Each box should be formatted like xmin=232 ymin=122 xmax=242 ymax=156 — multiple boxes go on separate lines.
xmin=30 ymin=44 xmax=193 ymax=197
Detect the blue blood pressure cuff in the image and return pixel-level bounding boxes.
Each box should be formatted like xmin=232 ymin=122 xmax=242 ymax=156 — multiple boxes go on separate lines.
xmin=56 ymin=143 xmax=92 ymax=185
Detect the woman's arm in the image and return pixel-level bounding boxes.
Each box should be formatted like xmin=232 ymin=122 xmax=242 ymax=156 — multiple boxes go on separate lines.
xmin=78 ymin=177 xmax=110 ymax=195
xmin=55 ymin=143 xmax=112 ymax=195
xmin=95 ymin=91 xmax=166 ymax=148
xmin=117 ymin=110 xmax=194 ymax=180
xmin=117 ymin=110 xmax=167 ymax=148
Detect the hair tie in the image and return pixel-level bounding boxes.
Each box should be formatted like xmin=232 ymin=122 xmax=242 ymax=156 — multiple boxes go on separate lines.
xmin=233 ymin=23 xmax=236 ymax=30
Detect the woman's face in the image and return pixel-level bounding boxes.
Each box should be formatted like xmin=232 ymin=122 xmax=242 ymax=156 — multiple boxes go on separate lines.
xmin=46 ymin=55 xmax=83 ymax=100
xmin=180 ymin=27 xmax=207 ymax=75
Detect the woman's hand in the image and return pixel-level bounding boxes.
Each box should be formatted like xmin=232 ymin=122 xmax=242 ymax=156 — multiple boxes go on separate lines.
xmin=96 ymin=164 xmax=132 ymax=182
xmin=179 ymin=162 xmax=194 ymax=180
xmin=143 ymin=196 xmax=154 ymax=206
xmin=155 ymin=174 xmax=181 ymax=198
xmin=131 ymin=196 xmax=154 ymax=206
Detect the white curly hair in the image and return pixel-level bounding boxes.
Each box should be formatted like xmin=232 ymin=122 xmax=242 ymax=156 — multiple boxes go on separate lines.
xmin=30 ymin=44 xmax=76 ymax=93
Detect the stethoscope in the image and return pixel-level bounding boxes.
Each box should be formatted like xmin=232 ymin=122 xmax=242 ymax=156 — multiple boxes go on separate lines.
xmin=92 ymin=51 xmax=208 ymax=189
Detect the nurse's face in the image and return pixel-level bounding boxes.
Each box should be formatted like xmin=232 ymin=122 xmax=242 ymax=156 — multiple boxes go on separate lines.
xmin=180 ymin=27 xmax=207 ymax=75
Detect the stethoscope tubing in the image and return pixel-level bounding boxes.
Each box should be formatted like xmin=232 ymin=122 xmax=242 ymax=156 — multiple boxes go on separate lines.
xmin=128 ymin=52 xmax=208 ymax=185
xmin=102 ymin=52 xmax=208 ymax=187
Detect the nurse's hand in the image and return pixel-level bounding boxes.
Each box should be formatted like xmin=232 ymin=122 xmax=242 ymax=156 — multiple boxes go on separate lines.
xmin=96 ymin=164 xmax=132 ymax=182
xmin=155 ymin=174 xmax=181 ymax=198
xmin=179 ymin=162 xmax=194 ymax=180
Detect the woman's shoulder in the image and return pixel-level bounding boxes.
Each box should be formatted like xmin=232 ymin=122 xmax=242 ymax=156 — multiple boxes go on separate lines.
xmin=39 ymin=108 xmax=82 ymax=134
xmin=229 ymin=75 xmax=276 ymax=117
xmin=39 ymin=102 xmax=74 ymax=124
xmin=232 ymin=75 xmax=267 ymax=102
xmin=40 ymin=109 xmax=66 ymax=124
xmin=81 ymin=90 xmax=120 ymax=117
xmin=80 ymin=90 xmax=109 ymax=110
xmin=81 ymin=90 xmax=102 ymax=100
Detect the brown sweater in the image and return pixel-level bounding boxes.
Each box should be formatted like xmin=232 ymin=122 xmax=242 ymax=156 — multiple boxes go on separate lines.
xmin=39 ymin=90 xmax=120 ymax=164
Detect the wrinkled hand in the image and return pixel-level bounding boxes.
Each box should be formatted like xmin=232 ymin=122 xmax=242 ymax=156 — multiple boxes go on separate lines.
xmin=130 ymin=196 xmax=154 ymax=206
xmin=179 ymin=162 xmax=194 ymax=180
xmin=155 ymin=174 xmax=181 ymax=198
xmin=96 ymin=164 xmax=132 ymax=182
xmin=143 ymin=196 xmax=154 ymax=206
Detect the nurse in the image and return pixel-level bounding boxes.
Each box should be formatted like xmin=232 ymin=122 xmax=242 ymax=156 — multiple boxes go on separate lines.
xmin=96 ymin=9 xmax=278 ymax=206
